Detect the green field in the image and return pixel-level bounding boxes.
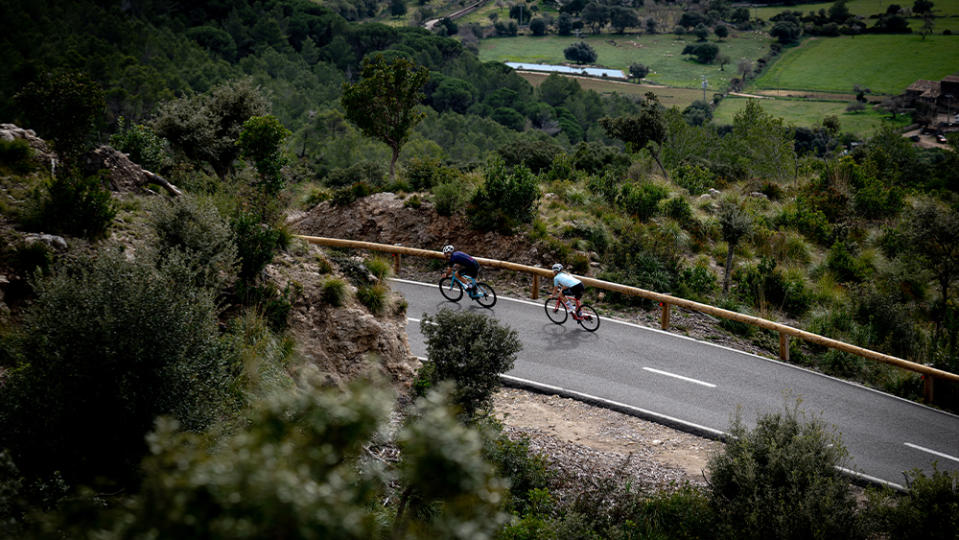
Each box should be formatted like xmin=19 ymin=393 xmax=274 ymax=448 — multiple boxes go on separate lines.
xmin=751 ymin=34 xmax=959 ymax=95
xmin=713 ymin=95 xmax=911 ymax=135
xmin=517 ymin=71 xmax=708 ymax=107
xmin=479 ymin=32 xmax=773 ymax=90
xmin=751 ymin=0 xmax=959 ymax=32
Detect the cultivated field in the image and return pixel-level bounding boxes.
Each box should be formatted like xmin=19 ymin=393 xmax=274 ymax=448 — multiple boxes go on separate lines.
xmin=751 ymin=34 xmax=959 ymax=94
xmin=479 ymin=32 xmax=772 ymax=90
xmin=713 ymin=95 xmax=911 ymax=135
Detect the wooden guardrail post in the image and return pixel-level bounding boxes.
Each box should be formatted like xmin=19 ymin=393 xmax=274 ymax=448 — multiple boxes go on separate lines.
xmin=392 ymin=253 xmax=400 ymax=275
xmin=293 ymin=235 xmax=959 ymax=397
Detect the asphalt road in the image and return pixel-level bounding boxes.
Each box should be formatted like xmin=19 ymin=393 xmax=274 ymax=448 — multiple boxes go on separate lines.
xmin=392 ymin=278 xmax=959 ymax=489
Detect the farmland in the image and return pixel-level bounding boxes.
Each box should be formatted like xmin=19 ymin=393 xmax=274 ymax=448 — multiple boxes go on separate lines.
xmin=713 ymin=95 xmax=911 ymax=134
xmin=478 ymin=32 xmax=772 ymax=90
xmin=750 ymin=34 xmax=959 ymax=95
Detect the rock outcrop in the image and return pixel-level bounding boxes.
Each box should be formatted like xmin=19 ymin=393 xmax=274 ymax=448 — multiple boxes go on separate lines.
xmin=291 ymin=192 xmax=546 ymax=265
xmin=264 ymin=245 xmax=418 ymax=389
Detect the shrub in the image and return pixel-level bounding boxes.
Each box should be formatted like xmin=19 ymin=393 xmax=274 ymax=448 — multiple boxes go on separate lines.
xmin=664 ymin=196 xmax=693 ymax=222
xmin=418 ymin=309 xmax=521 ymax=417
xmin=357 ymin=284 xmax=388 ymax=315
xmin=675 ymin=261 xmax=718 ymax=302
xmin=826 ymin=241 xmax=872 ymax=283
xmin=231 ymin=212 xmax=289 ymax=283
xmin=403 ymin=157 xmax=459 ymax=191
xmin=365 ymin=256 xmax=392 ymax=281
xmin=707 ymin=400 xmax=863 ymax=540
xmin=469 ymin=158 xmax=539 ymax=233
xmin=23 ymin=172 xmax=117 ymax=239
xmin=331 ymin=181 xmax=374 ymax=206
xmin=0 ymin=138 xmax=36 ymax=174
xmin=326 ymin=160 xmax=386 ymax=187
xmin=870 ymin=466 xmax=959 ymax=539
xmin=321 ymin=277 xmax=348 ymax=306
xmin=432 ymin=181 xmax=470 ymax=216
xmin=717 ymin=298 xmax=755 ymax=337
xmin=0 ymin=250 xmax=236 ymax=490
xmin=480 ymin=419 xmax=553 ymax=515
xmin=148 ymin=196 xmax=238 ymax=292
xmin=618 ymin=182 xmax=668 ymax=221
xmin=673 ymin=162 xmax=714 ymax=195
xmin=109 ymin=116 xmax=169 ymax=172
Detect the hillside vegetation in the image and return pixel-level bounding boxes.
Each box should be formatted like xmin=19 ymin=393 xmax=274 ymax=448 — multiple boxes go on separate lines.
xmin=1 ymin=0 xmax=958 ymax=537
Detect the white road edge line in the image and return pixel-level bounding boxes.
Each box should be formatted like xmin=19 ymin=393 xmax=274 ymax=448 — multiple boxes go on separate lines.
xmin=643 ymin=367 xmax=716 ymax=388
xmin=390 ymin=277 xmax=959 ymax=419
xmin=415 ymin=358 xmax=907 ymax=491
xmin=904 ymin=442 xmax=959 ymax=464
xmin=500 ymin=374 xmax=727 ymax=438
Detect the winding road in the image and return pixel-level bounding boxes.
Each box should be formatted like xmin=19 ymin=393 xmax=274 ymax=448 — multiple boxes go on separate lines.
xmin=392 ymin=278 xmax=959 ymax=489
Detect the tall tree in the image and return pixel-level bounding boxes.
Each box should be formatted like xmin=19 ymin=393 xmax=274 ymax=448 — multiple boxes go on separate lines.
xmin=600 ymin=92 xmax=669 ymax=179
xmin=341 ymin=55 xmax=429 ymax=180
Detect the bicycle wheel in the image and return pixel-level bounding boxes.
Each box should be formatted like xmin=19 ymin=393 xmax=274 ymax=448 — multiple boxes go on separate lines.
xmin=544 ymin=297 xmax=568 ymax=324
xmin=577 ymin=304 xmax=600 ymax=332
xmin=438 ymin=277 xmax=463 ymax=302
xmin=474 ymin=282 xmax=497 ymax=308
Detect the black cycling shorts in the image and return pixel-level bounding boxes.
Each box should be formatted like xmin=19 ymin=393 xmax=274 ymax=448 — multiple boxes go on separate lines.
xmin=455 ymin=262 xmax=479 ymax=279
xmin=563 ymin=283 xmax=585 ymax=299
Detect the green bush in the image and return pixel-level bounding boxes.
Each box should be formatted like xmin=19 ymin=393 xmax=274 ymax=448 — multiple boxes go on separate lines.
xmin=469 ymin=158 xmax=539 ymax=233
xmin=23 ymin=172 xmax=117 ymax=239
xmin=479 ymin=419 xmax=553 ymax=515
xmin=326 ymin=160 xmax=386 ymax=188
xmin=664 ymin=196 xmax=693 ymax=222
xmin=618 ymin=182 xmax=668 ymax=221
xmin=321 ymin=277 xmax=348 ymax=306
xmin=0 ymin=138 xmax=36 ymax=174
xmin=826 ymin=241 xmax=872 ymax=283
xmin=109 ymin=116 xmax=169 ymax=172
xmin=673 ymin=162 xmax=714 ymax=195
xmin=331 ymin=181 xmax=373 ymax=206
xmin=357 ymin=284 xmax=388 ymax=315
xmin=675 ymin=262 xmax=718 ymax=302
xmin=717 ymin=298 xmax=755 ymax=337
xmin=869 ymin=466 xmax=959 ymax=539
xmin=403 ymin=156 xmax=459 ymax=190
xmin=148 ymin=195 xmax=238 ymax=292
xmin=707 ymin=401 xmax=863 ymax=540
xmin=231 ymin=212 xmax=289 ymax=283
xmin=0 ymin=250 xmax=236 ymax=491
xmin=418 ymin=309 xmax=521 ymax=417
xmin=365 ymin=256 xmax=392 ymax=281
xmin=432 ymin=181 xmax=470 ymax=216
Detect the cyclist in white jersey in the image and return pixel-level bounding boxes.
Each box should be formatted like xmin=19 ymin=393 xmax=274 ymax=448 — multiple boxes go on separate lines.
xmin=551 ymin=263 xmax=584 ymax=315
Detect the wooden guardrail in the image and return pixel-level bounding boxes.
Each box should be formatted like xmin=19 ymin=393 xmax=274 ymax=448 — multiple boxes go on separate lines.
xmin=296 ymin=235 xmax=959 ymax=402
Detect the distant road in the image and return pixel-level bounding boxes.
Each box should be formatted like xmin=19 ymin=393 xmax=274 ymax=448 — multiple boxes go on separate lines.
xmin=392 ymin=278 xmax=959 ymax=489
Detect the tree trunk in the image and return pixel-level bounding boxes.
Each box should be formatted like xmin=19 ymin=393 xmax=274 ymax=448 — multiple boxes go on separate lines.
xmin=652 ymin=146 xmax=669 ymax=181
xmin=723 ymin=241 xmax=735 ymax=293
xmin=389 ymin=145 xmax=400 ymax=182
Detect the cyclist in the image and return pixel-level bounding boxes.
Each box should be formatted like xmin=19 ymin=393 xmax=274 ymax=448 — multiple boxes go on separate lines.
xmin=442 ymin=245 xmax=480 ymax=292
xmin=551 ymin=263 xmax=584 ymax=316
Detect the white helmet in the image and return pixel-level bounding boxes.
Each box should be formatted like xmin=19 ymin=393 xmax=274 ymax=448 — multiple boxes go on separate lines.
xmin=442 ymin=244 xmax=455 ymax=255
xmin=551 ymin=263 xmax=563 ymax=273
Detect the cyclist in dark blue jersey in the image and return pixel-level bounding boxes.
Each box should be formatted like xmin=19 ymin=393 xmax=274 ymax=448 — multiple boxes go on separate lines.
xmin=442 ymin=244 xmax=480 ymax=291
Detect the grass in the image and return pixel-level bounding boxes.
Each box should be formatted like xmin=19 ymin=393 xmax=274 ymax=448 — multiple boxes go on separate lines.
xmin=712 ymin=96 xmax=911 ymax=136
xmin=479 ymin=32 xmax=773 ymax=90
xmin=516 ymin=71 xmax=708 ymax=107
xmin=750 ymin=0 xmax=959 ymax=32
xmin=751 ymin=34 xmax=959 ymax=95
